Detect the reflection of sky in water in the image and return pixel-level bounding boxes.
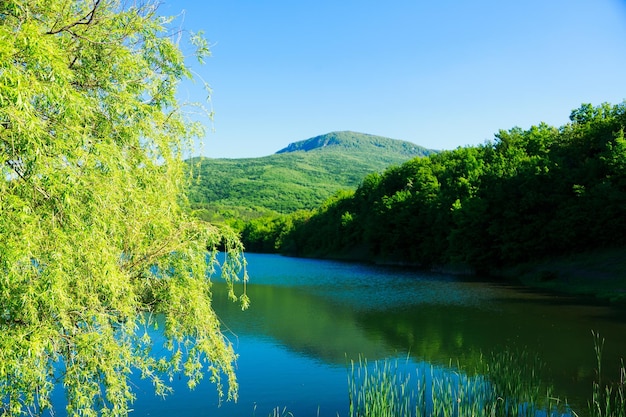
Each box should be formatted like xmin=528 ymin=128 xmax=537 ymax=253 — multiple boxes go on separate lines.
xmin=130 ymin=335 xmax=350 ymax=417
xmin=126 ymin=335 xmax=502 ymax=417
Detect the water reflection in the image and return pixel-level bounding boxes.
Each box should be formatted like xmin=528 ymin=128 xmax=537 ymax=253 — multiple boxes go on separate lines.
xmin=212 ymin=253 xmax=626 ymax=411
xmin=44 ymin=253 xmax=624 ymax=416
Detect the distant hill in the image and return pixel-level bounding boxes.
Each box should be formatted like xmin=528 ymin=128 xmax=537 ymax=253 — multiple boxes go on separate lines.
xmin=276 ymin=131 xmax=427 ymax=155
xmin=186 ymin=131 xmax=437 ymax=224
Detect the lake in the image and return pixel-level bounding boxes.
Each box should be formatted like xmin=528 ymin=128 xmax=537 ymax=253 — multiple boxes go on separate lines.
xmin=125 ymin=254 xmax=626 ymax=415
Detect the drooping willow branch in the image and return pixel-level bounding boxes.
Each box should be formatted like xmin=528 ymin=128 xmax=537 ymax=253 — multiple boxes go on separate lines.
xmin=45 ymin=0 xmax=102 ymax=35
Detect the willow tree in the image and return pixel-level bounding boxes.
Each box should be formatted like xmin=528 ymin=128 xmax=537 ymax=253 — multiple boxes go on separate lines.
xmin=0 ymin=1 xmax=248 ymax=415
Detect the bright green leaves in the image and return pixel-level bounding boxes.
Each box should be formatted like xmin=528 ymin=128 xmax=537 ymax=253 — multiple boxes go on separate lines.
xmin=1 ymin=1 xmax=246 ymax=416
xmin=0 ymin=330 xmax=56 ymax=416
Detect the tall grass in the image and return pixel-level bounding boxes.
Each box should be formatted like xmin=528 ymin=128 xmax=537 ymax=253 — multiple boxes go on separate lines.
xmin=347 ymin=357 xmax=413 ymax=417
xmin=270 ymin=333 xmax=624 ymax=417
xmin=347 ymin=351 xmax=570 ymax=417
xmin=590 ymin=331 xmax=626 ymax=417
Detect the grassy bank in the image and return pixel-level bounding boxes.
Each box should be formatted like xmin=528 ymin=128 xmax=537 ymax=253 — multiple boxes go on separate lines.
xmin=497 ymin=247 xmax=626 ymax=303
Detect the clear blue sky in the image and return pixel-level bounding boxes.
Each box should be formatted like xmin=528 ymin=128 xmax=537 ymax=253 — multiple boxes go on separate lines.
xmin=161 ymin=0 xmax=626 ymax=159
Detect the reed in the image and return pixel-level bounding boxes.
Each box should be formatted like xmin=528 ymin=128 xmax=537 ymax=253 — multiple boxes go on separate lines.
xmin=347 ymin=350 xmax=571 ymax=417
xmin=347 ymin=356 xmax=414 ymax=417
xmin=265 ymin=334 xmax=625 ymax=417
xmin=589 ymin=331 xmax=626 ymax=417
xmin=252 ymin=404 xmax=295 ymax=417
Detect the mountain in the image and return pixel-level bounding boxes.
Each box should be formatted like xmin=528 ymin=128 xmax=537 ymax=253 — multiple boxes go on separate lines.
xmin=276 ymin=131 xmax=426 ymax=155
xmin=186 ymin=131 xmax=437 ymax=223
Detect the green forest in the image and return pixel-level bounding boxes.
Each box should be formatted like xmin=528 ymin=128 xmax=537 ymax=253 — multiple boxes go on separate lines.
xmin=186 ymin=131 xmax=435 ymax=226
xmin=239 ymin=102 xmax=626 ymax=273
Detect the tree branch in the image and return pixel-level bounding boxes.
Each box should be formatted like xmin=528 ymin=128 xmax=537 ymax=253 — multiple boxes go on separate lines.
xmin=46 ymin=0 xmax=102 ymax=35
xmin=6 ymin=159 xmax=51 ymax=200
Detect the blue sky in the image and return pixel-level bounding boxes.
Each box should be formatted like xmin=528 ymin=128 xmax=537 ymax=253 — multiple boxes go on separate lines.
xmin=162 ymin=0 xmax=626 ymax=158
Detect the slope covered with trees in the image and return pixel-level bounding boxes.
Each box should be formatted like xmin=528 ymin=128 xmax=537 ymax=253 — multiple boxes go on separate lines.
xmin=186 ymin=131 xmax=436 ymax=225
xmin=247 ymin=103 xmax=626 ymax=272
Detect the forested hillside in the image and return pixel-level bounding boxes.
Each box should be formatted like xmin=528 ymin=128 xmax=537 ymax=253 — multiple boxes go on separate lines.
xmin=186 ymin=131 xmax=436 ymax=225
xmin=243 ymin=103 xmax=626 ymax=270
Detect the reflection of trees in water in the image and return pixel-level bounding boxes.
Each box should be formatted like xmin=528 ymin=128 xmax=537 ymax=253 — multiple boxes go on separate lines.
xmin=212 ymin=283 xmax=392 ymax=362
xmin=354 ymin=299 xmax=626 ymax=409
xmin=211 ymin=279 xmax=626 ymax=409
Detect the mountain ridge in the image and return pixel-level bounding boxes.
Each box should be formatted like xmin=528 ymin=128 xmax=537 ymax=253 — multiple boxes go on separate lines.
xmin=275 ymin=131 xmax=427 ymax=155
xmin=186 ymin=131 xmax=438 ymax=224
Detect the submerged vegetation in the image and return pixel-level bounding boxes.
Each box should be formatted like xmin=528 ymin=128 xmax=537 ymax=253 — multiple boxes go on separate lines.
xmin=252 ymin=333 xmax=624 ymax=417
xmin=591 ymin=332 xmax=626 ymax=417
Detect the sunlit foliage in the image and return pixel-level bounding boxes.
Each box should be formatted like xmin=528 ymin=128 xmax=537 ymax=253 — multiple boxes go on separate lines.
xmin=186 ymin=131 xmax=437 ymax=223
xmin=0 ymin=1 xmax=247 ymax=415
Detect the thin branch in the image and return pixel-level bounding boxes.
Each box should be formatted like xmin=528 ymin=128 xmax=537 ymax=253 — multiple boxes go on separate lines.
xmin=5 ymin=159 xmax=51 ymax=200
xmin=46 ymin=0 xmax=102 ymax=35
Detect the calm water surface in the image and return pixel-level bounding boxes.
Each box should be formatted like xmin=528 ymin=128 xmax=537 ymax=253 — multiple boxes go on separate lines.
xmin=128 ymin=254 xmax=626 ymax=416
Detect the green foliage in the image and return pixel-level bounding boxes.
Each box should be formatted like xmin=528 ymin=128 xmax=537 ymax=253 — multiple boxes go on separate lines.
xmin=240 ymin=214 xmax=292 ymax=252
xmin=275 ymin=102 xmax=626 ymax=271
xmin=0 ymin=1 xmax=246 ymax=415
xmin=186 ymin=131 xmax=437 ymax=217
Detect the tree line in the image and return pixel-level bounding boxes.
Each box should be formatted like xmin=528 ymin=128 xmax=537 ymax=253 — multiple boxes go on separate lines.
xmin=241 ymin=102 xmax=626 ymax=273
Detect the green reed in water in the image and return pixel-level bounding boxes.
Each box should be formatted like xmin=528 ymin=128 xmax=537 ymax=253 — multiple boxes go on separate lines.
xmin=590 ymin=331 xmax=625 ymax=417
xmin=269 ymin=333 xmax=624 ymax=417
xmin=347 ymin=357 xmax=412 ymax=417
xmin=347 ymin=350 xmax=569 ymax=417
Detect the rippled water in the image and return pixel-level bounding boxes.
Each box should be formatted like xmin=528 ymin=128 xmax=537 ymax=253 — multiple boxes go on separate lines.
xmin=54 ymin=253 xmax=626 ymax=416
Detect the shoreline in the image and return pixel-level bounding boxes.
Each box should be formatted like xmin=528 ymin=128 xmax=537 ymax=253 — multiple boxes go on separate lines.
xmin=493 ymin=247 xmax=626 ymax=304
xmin=280 ymin=246 xmax=626 ymax=304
